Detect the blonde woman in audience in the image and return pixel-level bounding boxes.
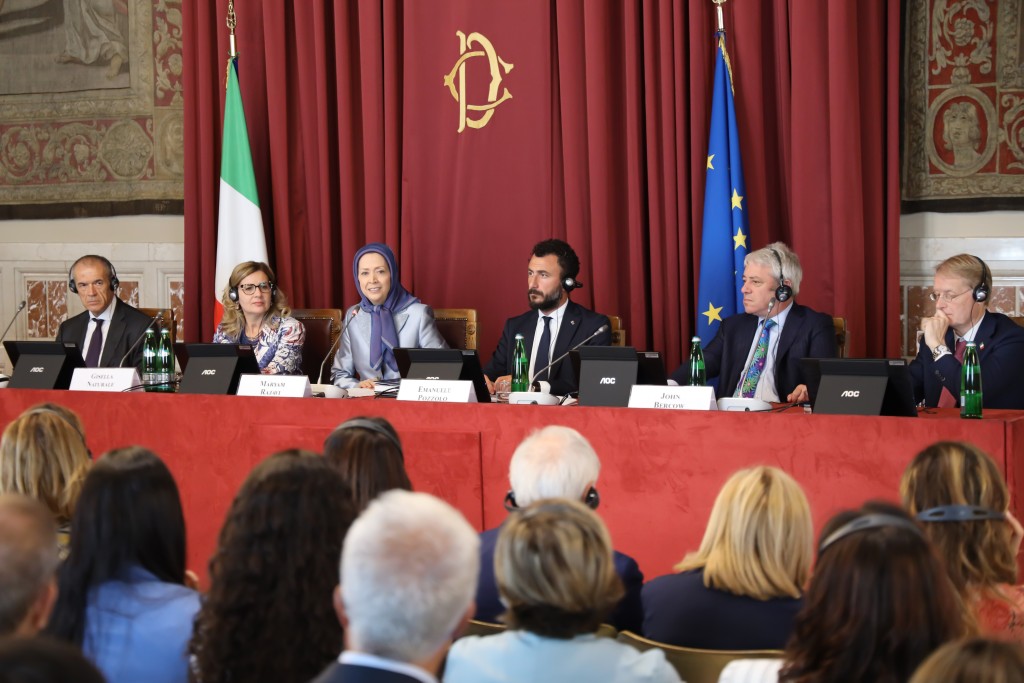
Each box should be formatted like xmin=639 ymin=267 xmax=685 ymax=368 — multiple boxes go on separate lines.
xmin=642 ymin=466 xmax=812 ymax=649
xmin=0 ymin=404 xmax=91 ymax=557
xmin=444 ymin=498 xmax=682 ymax=683
xmin=901 ymin=441 xmax=1024 ymax=640
xmin=909 ymin=638 xmax=1024 ymax=683
xmin=720 ymin=502 xmax=966 ymax=683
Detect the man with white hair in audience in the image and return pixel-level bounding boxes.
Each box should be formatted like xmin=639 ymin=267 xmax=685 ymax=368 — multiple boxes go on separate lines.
xmin=474 ymin=425 xmax=644 ymax=633
xmin=310 ymin=489 xmax=480 ymax=683
xmin=0 ymin=494 xmax=60 ymax=636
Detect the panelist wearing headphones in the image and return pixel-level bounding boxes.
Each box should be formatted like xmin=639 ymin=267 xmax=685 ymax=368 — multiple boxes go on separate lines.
xmin=473 ymin=426 xmax=644 ymax=634
xmin=482 ymin=238 xmax=611 ymax=396
xmin=910 ymin=254 xmax=1024 ymax=409
xmin=330 ymin=243 xmax=447 ymax=389
xmin=56 ymin=255 xmax=155 ymax=369
xmin=670 ymin=242 xmax=837 ymax=403
xmin=213 ymin=261 xmax=305 ymax=375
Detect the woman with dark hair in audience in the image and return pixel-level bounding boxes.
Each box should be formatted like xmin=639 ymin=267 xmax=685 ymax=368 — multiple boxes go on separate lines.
xmin=901 ymin=441 xmax=1024 ymax=640
xmin=0 ymin=404 xmax=91 ymax=557
xmin=720 ymin=501 xmax=966 ymax=683
xmin=643 ymin=466 xmax=812 ymax=649
xmin=445 ymin=498 xmax=681 ymax=683
xmin=909 ymin=637 xmax=1024 ymax=683
xmin=0 ymin=636 xmax=106 ymax=683
xmin=45 ymin=446 xmax=200 ymax=683
xmin=189 ymin=450 xmax=358 ymax=683
xmin=322 ymin=416 xmax=412 ymax=511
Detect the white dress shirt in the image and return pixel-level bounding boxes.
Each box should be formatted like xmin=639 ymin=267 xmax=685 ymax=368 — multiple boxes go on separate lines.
xmin=528 ymin=299 xmax=568 ymax=381
xmin=82 ymin=297 xmax=117 ymax=363
xmin=735 ymin=304 xmax=793 ymax=402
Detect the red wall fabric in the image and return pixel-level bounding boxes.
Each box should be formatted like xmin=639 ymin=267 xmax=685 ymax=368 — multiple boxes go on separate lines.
xmin=183 ymin=1 xmax=902 ymax=372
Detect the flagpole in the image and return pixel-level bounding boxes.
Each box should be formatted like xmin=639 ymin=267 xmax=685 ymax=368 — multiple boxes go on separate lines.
xmin=713 ymin=0 xmax=726 ymax=34
xmin=226 ymin=0 xmax=237 ymax=58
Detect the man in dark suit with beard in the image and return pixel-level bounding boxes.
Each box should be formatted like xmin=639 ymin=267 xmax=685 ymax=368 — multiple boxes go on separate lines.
xmin=482 ymin=239 xmax=610 ymax=396
xmin=671 ymin=242 xmax=836 ymax=403
xmin=56 ymin=255 xmax=154 ymax=368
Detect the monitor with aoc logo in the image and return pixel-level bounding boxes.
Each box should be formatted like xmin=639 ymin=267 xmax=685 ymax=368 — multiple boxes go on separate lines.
xmin=570 ymin=346 xmax=639 ymax=407
xmin=177 ymin=343 xmax=260 ymax=395
xmin=394 ymin=348 xmax=491 ymax=403
xmin=808 ymin=358 xmax=917 ymax=417
xmin=3 ymin=341 xmax=84 ymax=390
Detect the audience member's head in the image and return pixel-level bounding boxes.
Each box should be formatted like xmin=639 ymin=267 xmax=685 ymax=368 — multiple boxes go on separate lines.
xmin=910 ymin=637 xmax=1024 ymax=683
xmin=339 ymin=490 xmax=478 ymax=673
xmin=323 ymin=416 xmax=411 ymax=511
xmin=507 ymin=426 xmax=600 ymax=508
xmin=0 ymin=404 xmax=91 ymax=527
xmin=676 ymin=466 xmax=812 ymax=600
xmin=190 ymin=450 xmax=357 ymax=683
xmin=0 ymin=495 xmax=59 ymax=636
xmin=901 ymin=441 xmax=1018 ymax=596
xmin=46 ymin=446 xmax=186 ymax=646
xmin=780 ymin=502 xmax=965 ymax=683
xmin=497 ymin=498 xmax=623 ymax=638
xmin=0 ymin=635 xmax=106 ymax=683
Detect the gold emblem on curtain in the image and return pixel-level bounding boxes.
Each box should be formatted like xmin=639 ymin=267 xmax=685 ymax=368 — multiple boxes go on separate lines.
xmin=443 ymin=31 xmax=513 ymax=132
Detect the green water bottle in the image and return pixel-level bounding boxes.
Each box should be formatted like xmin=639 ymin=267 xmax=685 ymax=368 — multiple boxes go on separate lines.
xmin=154 ymin=326 xmax=174 ymax=392
xmin=512 ymin=334 xmax=529 ymax=392
xmin=141 ymin=328 xmax=157 ymax=391
xmin=688 ymin=336 xmax=706 ymax=386
xmin=960 ymin=341 xmax=982 ymax=419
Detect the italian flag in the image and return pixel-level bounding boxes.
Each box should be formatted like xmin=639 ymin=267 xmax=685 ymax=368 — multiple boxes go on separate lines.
xmin=214 ymin=55 xmax=268 ymax=329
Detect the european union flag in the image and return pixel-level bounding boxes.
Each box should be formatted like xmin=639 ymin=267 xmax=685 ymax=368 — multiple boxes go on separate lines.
xmin=696 ymin=35 xmax=749 ymax=343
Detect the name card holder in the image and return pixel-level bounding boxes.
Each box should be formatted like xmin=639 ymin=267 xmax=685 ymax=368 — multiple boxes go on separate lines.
xmin=628 ymin=385 xmax=717 ymax=411
xmin=397 ymin=379 xmax=477 ymax=403
xmin=236 ymin=374 xmax=312 ymax=398
xmin=70 ymin=368 xmax=143 ymax=393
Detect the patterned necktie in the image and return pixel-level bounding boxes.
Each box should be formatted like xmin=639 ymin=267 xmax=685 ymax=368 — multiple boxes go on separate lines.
xmin=739 ymin=319 xmax=776 ymax=398
xmin=84 ymin=318 xmax=104 ymax=368
xmin=534 ymin=316 xmax=552 ymax=381
xmin=937 ymin=339 xmax=968 ymax=408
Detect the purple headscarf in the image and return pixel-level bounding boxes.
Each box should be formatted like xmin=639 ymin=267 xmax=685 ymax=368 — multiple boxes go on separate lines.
xmin=353 ymin=243 xmax=420 ymax=373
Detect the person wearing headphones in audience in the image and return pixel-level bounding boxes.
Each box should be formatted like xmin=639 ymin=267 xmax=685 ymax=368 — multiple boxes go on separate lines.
xmin=670 ymin=242 xmax=836 ymax=404
xmin=910 ymin=253 xmax=1024 ymax=409
xmin=482 ymin=238 xmax=610 ymax=397
xmin=56 ymin=255 xmax=155 ymax=368
xmin=213 ymin=261 xmax=305 ymax=375
xmin=330 ymin=243 xmax=447 ymax=390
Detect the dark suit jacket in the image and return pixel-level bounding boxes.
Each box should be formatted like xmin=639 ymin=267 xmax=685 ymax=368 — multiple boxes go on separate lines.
xmin=55 ymin=298 xmax=155 ymax=369
xmin=310 ymin=661 xmax=427 ymax=683
xmin=482 ymin=300 xmax=611 ymax=396
xmin=909 ymin=311 xmax=1024 ymax=409
xmin=473 ymin=524 xmax=644 ymax=634
xmin=671 ymin=302 xmax=837 ymax=399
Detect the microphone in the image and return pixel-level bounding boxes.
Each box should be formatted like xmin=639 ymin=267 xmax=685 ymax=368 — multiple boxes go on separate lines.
xmin=530 ymin=323 xmax=610 ymax=386
xmin=119 ymin=313 xmax=163 ymax=368
xmin=0 ymin=301 xmax=26 ymax=345
xmin=318 ymin=309 xmax=356 ymax=384
xmin=734 ymin=299 xmax=775 ymax=396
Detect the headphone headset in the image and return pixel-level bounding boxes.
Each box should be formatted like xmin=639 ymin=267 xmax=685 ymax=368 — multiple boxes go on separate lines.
xmin=768 ymin=248 xmax=793 ymax=303
xmin=818 ymin=513 xmax=923 ymax=554
xmin=916 ymin=504 xmax=1005 ymax=522
xmin=972 ymin=256 xmax=990 ymax=303
xmin=504 ymin=486 xmax=600 ymax=512
xmin=331 ymin=417 xmax=404 ymax=458
xmin=68 ymin=256 xmax=119 ymax=294
xmin=228 ymin=277 xmax=276 ymax=303
xmin=562 ymin=276 xmax=583 ymax=292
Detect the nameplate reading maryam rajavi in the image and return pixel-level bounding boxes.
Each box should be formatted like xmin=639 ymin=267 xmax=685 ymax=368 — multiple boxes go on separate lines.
xmin=628 ymin=385 xmax=718 ymax=411
xmin=70 ymin=368 xmax=142 ymax=393
xmin=397 ymin=379 xmax=477 ymax=403
xmin=236 ymin=374 xmax=312 ymax=398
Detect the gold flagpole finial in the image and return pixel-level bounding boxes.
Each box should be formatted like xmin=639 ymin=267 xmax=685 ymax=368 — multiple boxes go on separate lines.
xmin=712 ymin=0 xmax=727 ymax=34
xmin=226 ymin=0 xmax=237 ymax=58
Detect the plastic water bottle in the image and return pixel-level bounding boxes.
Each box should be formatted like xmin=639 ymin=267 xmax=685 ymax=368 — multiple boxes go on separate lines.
xmin=688 ymin=336 xmax=706 ymax=386
xmin=512 ymin=334 xmax=529 ymax=392
xmin=141 ymin=328 xmax=157 ymax=391
xmin=154 ymin=326 xmax=174 ymax=392
xmin=960 ymin=341 xmax=982 ymax=419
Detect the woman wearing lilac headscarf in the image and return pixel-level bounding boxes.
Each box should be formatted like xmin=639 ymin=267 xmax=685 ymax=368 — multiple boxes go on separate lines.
xmin=330 ymin=243 xmax=447 ymax=389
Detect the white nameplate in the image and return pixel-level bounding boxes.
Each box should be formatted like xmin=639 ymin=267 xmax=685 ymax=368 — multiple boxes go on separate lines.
xmin=236 ymin=374 xmax=312 ymax=398
xmin=397 ymin=379 xmax=476 ymax=403
xmin=70 ymin=368 xmax=143 ymax=393
xmin=628 ymin=385 xmax=717 ymax=410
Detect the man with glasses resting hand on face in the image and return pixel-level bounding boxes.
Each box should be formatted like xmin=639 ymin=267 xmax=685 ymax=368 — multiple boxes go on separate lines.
xmin=910 ymin=253 xmax=1024 ymax=409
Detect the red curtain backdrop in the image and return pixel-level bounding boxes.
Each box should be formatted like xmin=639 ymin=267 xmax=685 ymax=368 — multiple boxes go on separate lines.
xmin=183 ymin=0 xmax=901 ymax=370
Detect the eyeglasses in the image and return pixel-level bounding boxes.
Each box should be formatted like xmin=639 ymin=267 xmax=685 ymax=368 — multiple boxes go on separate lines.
xmin=238 ymin=282 xmax=273 ymax=295
xmin=928 ymin=289 xmax=970 ymax=303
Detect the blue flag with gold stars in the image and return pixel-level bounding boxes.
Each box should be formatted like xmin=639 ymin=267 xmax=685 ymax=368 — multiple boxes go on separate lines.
xmin=697 ymin=35 xmax=748 ymax=342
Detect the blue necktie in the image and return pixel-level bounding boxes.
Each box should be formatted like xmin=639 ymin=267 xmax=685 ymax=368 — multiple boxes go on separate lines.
xmin=84 ymin=318 xmax=104 ymax=368
xmin=739 ymin=319 xmax=775 ymax=398
xmin=534 ymin=316 xmax=552 ymax=381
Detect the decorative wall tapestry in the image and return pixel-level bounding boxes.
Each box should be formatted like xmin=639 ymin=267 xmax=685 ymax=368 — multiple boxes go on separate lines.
xmin=0 ymin=0 xmax=183 ymax=217
xmin=903 ymin=0 xmax=1024 ymax=211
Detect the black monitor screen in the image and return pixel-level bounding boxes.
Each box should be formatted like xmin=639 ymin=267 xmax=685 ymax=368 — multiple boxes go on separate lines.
xmin=394 ymin=348 xmax=491 ymax=403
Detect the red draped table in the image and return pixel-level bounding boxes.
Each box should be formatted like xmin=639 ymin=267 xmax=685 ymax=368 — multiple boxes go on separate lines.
xmin=2 ymin=389 xmax=1022 ymax=585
